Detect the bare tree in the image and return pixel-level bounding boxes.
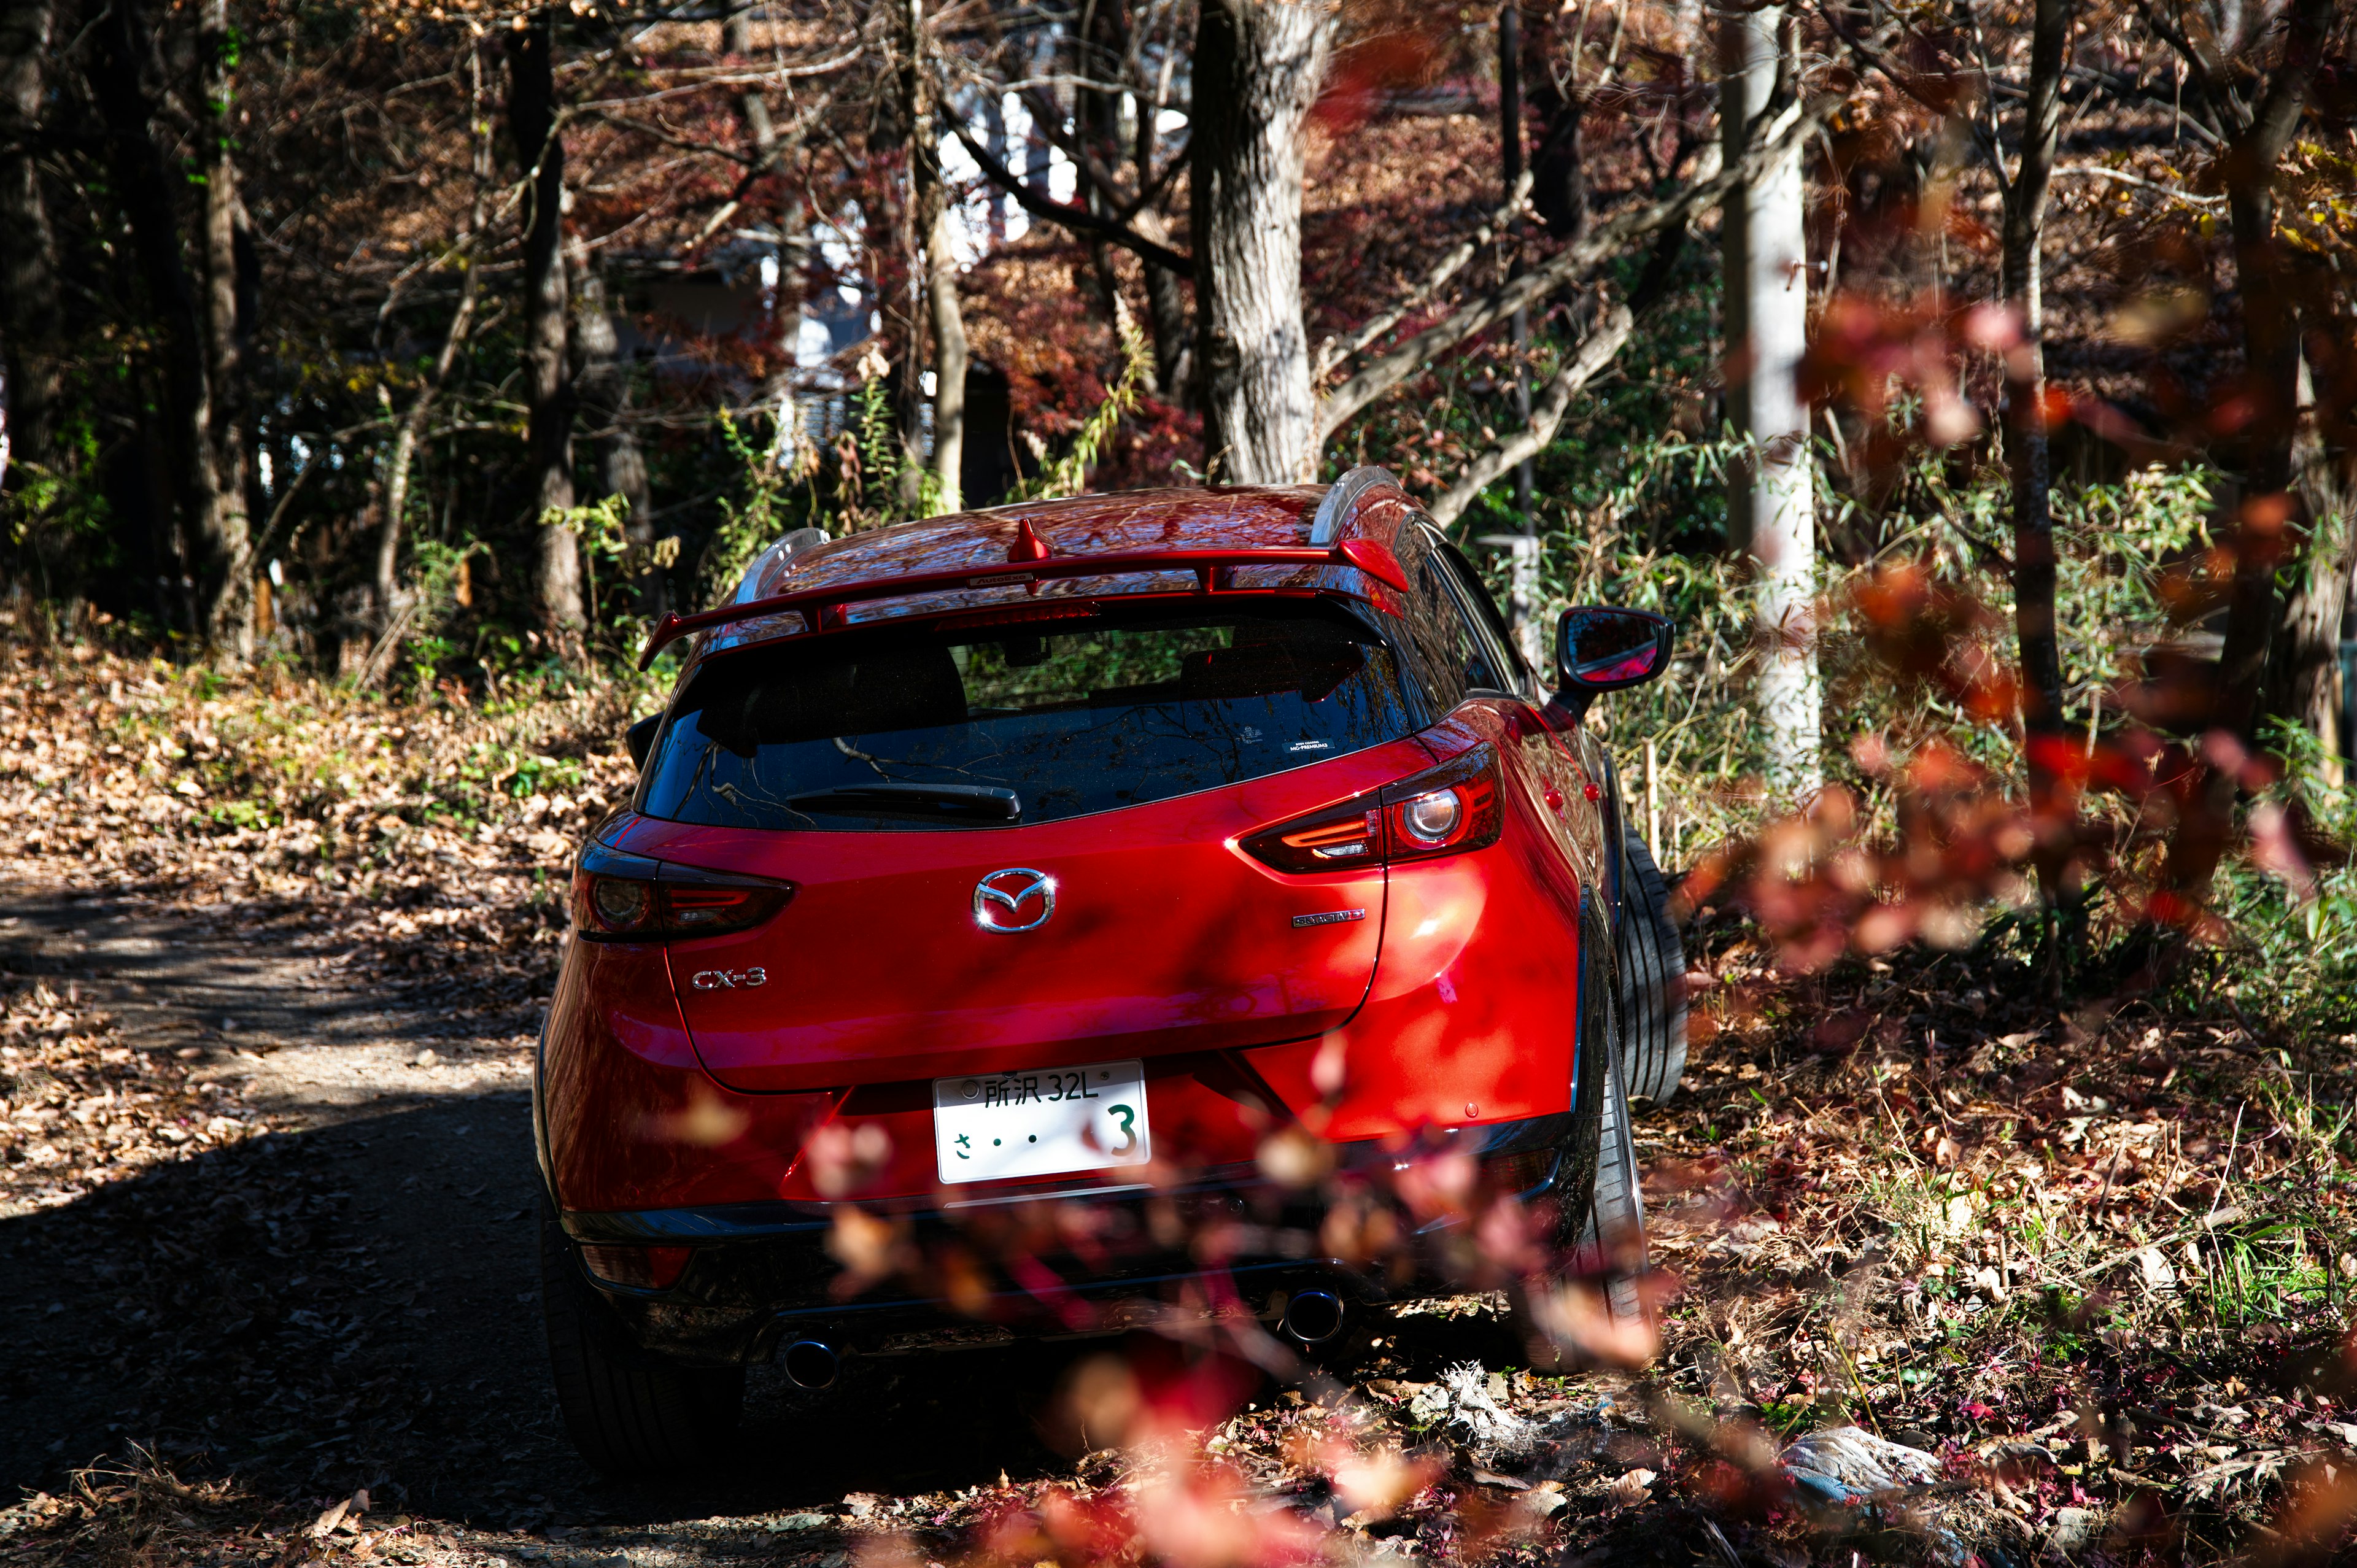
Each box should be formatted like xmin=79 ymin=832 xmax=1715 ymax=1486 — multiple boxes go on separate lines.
xmin=375 ymin=44 xmax=490 ymax=624
xmin=511 ymin=8 xmax=584 ymax=645
xmin=2142 ymin=0 xmax=2336 ymax=908
xmin=2274 ymin=350 xmax=2355 ymax=784
xmin=87 ymin=0 xmax=226 ymax=638
xmin=1995 ymin=0 xmax=2073 ymax=898
xmin=1722 ymin=0 xmax=1817 ymax=801
xmin=197 ymin=0 xmax=254 ymax=657
xmin=905 ymin=0 xmax=967 ymax=512
xmin=0 ymin=0 xmax=60 ymax=495
xmin=1190 ymin=0 xmax=1331 ymax=484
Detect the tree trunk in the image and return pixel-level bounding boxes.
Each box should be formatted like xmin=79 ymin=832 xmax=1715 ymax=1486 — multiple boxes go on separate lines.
xmin=1500 ymin=2 xmax=1535 ymax=535
xmin=0 ymin=0 xmax=61 ymax=492
xmin=1132 ymin=209 xmax=1193 ymax=396
xmin=2001 ymin=0 xmax=2070 ymax=892
xmin=1191 ymin=0 xmax=1330 ymax=485
xmin=1719 ymin=3 xmax=1818 ymax=801
xmin=571 ymin=239 xmax=652 ymax=611
xmin=902 ymin=0 xmax=965 ymax=512
xmin=1128 ymin=53 xmax=1193 ymax=398
xmin=511 ymin=9 xmax=583 ymax=644
xmin=88 ymin=0 xmax=226 ymax=640
xmin=723 ymin=1 xmax=802 ymax=601
xmin=2270 ymin=347 xmax=2355 ymax=786
xmin=374 ymin=42 xmax=487 ymax=619
xmin=2156 ymin=0 xmax=2330 ymax=911
xmin=198 ymin=0 xmax=253 ymax=659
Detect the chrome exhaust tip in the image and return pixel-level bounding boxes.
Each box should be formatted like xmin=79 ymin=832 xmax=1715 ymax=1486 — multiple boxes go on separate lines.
xmin=781 ymin=1338 xmax=840 ymax=1390
xmin=1280 ymin=1289 xmax=1346 ymax=1346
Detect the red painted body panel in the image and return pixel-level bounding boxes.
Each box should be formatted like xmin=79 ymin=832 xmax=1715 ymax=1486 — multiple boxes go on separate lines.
xmin=606 ymin=736 xmax=1433 ymax=1094
xmin=538 ymin=937 xmax=835 ymax=1213
xmin=1242 ymin=706 xmax=1584 ymax=1139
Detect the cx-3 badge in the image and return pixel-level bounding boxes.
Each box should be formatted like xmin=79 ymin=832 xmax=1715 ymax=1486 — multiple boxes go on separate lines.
xmin=973 ymin=868 xmax=1056 ymax=933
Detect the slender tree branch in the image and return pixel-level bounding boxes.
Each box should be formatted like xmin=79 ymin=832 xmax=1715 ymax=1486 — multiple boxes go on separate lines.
xmin=952 ymin=126 xmax=1193 ymax=276
xmin=1116 ymin=137 xmax=1189 ymax=223
xmin=1315 ymin=171 xmax=1533 ymax=379
xmin=2054 ymin=162 xmax=2223 ymax=204
xmin=1319 ymin=95 xmax=1824 ymax=442
xmin=1426 ymin=303 xmax=1635 ymax=525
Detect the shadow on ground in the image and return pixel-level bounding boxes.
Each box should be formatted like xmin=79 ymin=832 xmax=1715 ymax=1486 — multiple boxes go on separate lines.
xmin=0 ymin=1091 xmax=1107 ymax=1526
xmin=1 ymin=889 xmax=1528 ymax=1536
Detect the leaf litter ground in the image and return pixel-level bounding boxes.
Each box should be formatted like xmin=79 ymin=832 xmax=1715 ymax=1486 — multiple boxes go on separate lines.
xmin=4 ymin=638 xmax=2355 ymax=1567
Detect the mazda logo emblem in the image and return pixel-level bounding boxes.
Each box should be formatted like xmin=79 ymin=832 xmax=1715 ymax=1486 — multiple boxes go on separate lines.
xmin=973 ymin=868 xmax=1056 ymax=933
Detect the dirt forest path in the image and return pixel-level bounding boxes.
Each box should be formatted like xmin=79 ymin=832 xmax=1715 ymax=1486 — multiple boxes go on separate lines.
xmin=0 ymin=881 xmax=1161 ymax=1559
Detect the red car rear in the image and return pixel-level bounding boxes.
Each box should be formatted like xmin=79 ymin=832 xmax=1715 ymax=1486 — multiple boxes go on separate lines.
xmin=532 ymin=469 xmax=1685 ymax=1474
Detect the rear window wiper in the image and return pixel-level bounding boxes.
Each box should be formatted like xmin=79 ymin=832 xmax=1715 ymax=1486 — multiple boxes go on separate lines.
xmin=787 ymin=782 xmax=1021 ymax=822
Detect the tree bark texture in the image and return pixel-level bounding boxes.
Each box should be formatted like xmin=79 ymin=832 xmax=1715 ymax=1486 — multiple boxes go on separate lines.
xmin=2207 ymin=0 xmax=2334 ymax=747
xmin=2269 ymin=348 xmax=2355 ymax=786
xmin=2001 ymin=0 xmax=2071 ymax=906
xmin=1132 ymin=207 xmax=1193 ymax=396
xmin=571 ymin=242 xmax=652 ymax=614
xmin=1499 ymin=1 xmax=1534 ymax=538
xmin=2001 ymin=0 xmax=2068 ymax=741
xmin=0 ymin=0 xmax=61 ymax=489
xmin=1129 ymin=39 xmax=1193 ymax=397
xmin=1191 ymin=0 xmax=1330 ymax=484
xmin=511 ymin=10 xmax=584 ymax=643
xmin=1719 ymin=2 xmax=1819 ymax=802
xmin=903 ymin=0 xmax=966 ymax=512
xmin=88 ymin=0 xmax=227 ymax=640
xmin=199 ymin=0 xmax=254 ymax=658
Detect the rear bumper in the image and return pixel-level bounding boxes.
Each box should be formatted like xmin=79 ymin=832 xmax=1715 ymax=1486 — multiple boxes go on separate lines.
xmin=557 ymin=1120 xmax=1574 ymax=1365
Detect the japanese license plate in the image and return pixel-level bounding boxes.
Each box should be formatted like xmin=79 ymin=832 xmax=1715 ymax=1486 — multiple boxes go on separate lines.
xmin=932 ymin=1059 xmax=1151 ymax=1185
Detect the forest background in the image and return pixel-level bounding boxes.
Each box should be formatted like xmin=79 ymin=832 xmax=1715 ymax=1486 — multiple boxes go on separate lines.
xmin=7 ymin=0 xmax=2357 ymax=1561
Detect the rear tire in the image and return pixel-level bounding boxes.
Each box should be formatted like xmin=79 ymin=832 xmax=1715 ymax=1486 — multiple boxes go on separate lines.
xmin=1547 ymin=895 xmax=1647 ymax=1336
xmin=1576 ymin=1023 xmax=1647 ymax=1324
xmin=1615 ymin=833 xmax=1688 ymax=1103
xmin=540 ymin=1206 xmax=744 ymax=1478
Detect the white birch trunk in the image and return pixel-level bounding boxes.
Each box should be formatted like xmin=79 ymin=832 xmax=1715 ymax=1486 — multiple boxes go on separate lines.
xmin=1720 ymin=4 xmax=1819 ymax=803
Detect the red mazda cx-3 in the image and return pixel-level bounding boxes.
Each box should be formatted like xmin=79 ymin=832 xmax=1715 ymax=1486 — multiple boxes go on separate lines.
xmin=533 ymin=468 xmax=1687 ymax=1475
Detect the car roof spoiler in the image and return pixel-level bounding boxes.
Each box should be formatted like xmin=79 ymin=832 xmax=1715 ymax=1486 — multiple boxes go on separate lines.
xmin=635 ymin=533 xmax=1412 ymax=671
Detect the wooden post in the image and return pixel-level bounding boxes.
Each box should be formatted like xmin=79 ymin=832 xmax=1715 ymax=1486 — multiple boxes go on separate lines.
xmin=1646 ymin=737 xmax=1659 ymax=854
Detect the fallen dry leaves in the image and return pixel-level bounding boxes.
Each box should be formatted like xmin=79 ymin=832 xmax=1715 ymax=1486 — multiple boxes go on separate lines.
xmin=0 ymin=635 xmax=652 ymax=1003
xmin=4 ymin=628 xmax=2357 ymax=1566
xmin=0 ymin=979 xmax=277 ymax=1219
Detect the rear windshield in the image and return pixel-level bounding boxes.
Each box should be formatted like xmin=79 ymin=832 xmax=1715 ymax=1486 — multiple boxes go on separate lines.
xmin=637 ymin=603 xmax=1420 ymax=832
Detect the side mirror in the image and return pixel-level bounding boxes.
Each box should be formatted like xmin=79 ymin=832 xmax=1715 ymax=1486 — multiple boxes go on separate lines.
xmin=625 ymin=713 xmax=662 ymax=771
xmin=1555 ymin=608 xmax=1673 ymax=713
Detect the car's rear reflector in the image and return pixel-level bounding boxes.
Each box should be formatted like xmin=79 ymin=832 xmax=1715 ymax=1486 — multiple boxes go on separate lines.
xmin=578 ymin=1243 xmax=691 ymax=1290
xmin=1481 ymin=1146 xmax=1558 ymax=1194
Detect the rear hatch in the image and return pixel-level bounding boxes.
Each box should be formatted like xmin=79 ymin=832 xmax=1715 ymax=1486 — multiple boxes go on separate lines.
xmin=628 ymin=599 xmax=1429 ymax=1093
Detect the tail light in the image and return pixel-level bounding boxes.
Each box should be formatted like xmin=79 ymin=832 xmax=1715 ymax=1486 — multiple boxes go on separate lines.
xmin=579 ymin=1243 xmax=691 ymax=1290
xmin=571 ymin=845 xmax=795 ymax=941
xmin=1242 ymin=745 xmax=1503 ymax=873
